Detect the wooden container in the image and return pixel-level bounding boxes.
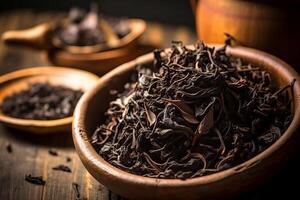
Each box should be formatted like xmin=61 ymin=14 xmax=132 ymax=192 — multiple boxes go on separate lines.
xmin=72 ymin=45 xmax=300 ymax=200
xmin=0 ymin=66 xmax=99 ymax=134
xmin=192 ymin=0 xmax=300 ymax=68
xmin=1 ymin=19 xmax=147 ymax=75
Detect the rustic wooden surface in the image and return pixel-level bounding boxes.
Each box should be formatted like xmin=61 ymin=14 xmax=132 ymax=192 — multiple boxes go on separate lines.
xmin=0 ymin=10 xmax=299 ymax=200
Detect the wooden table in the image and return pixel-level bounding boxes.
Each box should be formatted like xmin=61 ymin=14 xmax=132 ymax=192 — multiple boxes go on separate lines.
xmin=0 ymin=10 xmax=298 ymax=200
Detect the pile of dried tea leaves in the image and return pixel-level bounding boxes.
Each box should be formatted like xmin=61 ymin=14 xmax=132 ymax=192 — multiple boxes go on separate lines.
xmin=92 ymin=42 xmax=294 ymax=179
xmin=55 ymin=5 xmax=130 ymax=46
xmin=1 ymin=83 xmax=83 ymax=120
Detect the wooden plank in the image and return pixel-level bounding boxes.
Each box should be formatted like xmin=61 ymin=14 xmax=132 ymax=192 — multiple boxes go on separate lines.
xmin=0 ymin=12 xmax=46 ymax=200
xmin=0 ymin=128 xmax=44 ymax=200
xmin=0 ymin=11 xmax=49 ymax=75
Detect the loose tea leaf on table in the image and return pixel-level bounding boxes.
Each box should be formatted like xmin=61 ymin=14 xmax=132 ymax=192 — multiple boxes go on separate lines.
xmin=92 ymin=41 xmax=294 ymax=179
xmin=49 ymin=149 xmax=59 ymax=156
xmin=52 ymin=165 xmax=72 ymax=173
xmin=66 ymin=157 xmax=72 ymax=162
xmin=72 ymin=182 xmax=86 ymax=200
xmin=25 ymin=174 xmax=46 ymax=185
xmin=1 ymin=83 xmax=83 ymax=120
xmin=6 ymin=143 xmax=12 ymax=153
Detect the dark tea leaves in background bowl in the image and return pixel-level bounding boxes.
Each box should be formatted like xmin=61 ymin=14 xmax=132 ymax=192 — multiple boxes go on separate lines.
xmin=54 ymin=4 xmax=130 ymax=47
xmin=0 ymin=83 xmax=83 ymax=120
xmin=92 ymin=41 xmax=294 ymax=179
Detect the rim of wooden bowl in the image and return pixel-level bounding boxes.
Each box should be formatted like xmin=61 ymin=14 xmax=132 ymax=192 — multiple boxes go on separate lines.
xmin=0 ymin=66 xmax=99 ymax=133
xmin=73 ymin=45 xmax=300 ymax=187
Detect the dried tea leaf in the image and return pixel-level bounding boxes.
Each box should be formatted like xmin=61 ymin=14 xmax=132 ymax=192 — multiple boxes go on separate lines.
xmin=195 ymin=98 xmax=216 ymax=118
xmin=163 ymin=98 xmax=199 ymax=124
xmin=215 ymin=127 xmax=226 ymax=155
xmin=0 ymin=83 xmax=83 ymax=120
xmin=25 ymin=174 xmax=46 ymax=185
xmin=72 ymin=182 xmax=82 ymax=200
xmin=144 ymin=102 xmax=156 ymax=126
xmin=197 ymin=106 xmax=214 ymax=136
xmin=123 ymin=92 xmax=135 ymax=105
xmin=66 ymin=157 xmax=72 ymax=162
xmin=6 ymin=143 xmax=12 ymax=153
xmin=52 ymin=165 xmax=72 ymax=173
xmin=48 ymin=149 xmax=58 ymax=156
xmin=107 ymin=118 xmax=118 ymax=131
xmin=79 ymin=4 xmax=98 ymax=30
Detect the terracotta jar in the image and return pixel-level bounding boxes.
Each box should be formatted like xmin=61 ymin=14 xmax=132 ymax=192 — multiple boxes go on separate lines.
xmin=192 ymin=0 xmax=300 ymax=68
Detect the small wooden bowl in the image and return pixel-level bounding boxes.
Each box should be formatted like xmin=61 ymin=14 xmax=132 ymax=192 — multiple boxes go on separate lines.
xmin=72 ymin=46 xmax=300 ymax=200
xmin=0 ymin=66 xmax=99 ymax=134
xmin=51 ymin=19 xmax=146 ymax=54
xmin=2 ymin=19 xmax=147 ymax=75
xmin=47 ymin=43 xmax=155 ymax=75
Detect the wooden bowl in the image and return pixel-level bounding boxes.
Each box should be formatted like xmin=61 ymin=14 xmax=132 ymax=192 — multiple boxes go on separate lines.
xmin=0 ymin=66 xmax=99 ymax=134
xmin=72 ymin=46 xmax=300 ymax=200
xmin=2 ymin=19 xmax=148 ymax=75
xmin=47 ymin=43 xmax=155 ymax=75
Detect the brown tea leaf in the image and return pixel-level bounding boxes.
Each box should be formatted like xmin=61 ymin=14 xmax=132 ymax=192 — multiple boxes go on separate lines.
xmin=79 ymin=4 xmax=98 ymax=30
xmin=107 ymin=118 xmax=117 ymax=131
xmin=197 ymin=106 xmax=214 ymax=136
xmin=6 ymin=143 xmax=12 ymax=153
xmin=25 ymin=174 xmax=46 ymax=185
xmin=52 ymin=165 xmax=72 ymax=173
xmin=163 ymin=98 xmax=199 ymax=124
xmin=144 ymin=102 xmax=156 ymax=126
xmin=215 ymin=127 xmax=226 ymax=155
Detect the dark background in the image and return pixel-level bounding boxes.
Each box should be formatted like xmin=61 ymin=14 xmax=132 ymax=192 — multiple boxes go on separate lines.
xmin=0 ymin=0 xmax=195 ymax=27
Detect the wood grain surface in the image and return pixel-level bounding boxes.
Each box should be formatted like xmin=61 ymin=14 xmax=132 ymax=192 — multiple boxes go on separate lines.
xmin=0 ymin=10 xmax=298 ymax=200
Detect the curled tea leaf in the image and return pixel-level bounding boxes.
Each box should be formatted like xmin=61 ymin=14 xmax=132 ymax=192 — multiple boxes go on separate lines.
xmin=195 ymin=97 xmax=216 ymax=118
xmin=144 ymin=102 xmax=156 ymax=126
xmin=193 ymin=106 xmax=214 ymax=145
xmin=215 ymin=127 xmax=226 ymax=155
xmin=123 ymin=92 xmax=135 ymax=105
xmin=198 ymin=106 xmax=214 ymax=135
xmin=163 ymin=98 xmax=199 ymax=124
xmin=6 ymin=143 xmax=12 ymax=153
xmin=25 ymin=174 xmax=46 ymax=185
xmin=52 ymin=165 xmax=72 ymax=173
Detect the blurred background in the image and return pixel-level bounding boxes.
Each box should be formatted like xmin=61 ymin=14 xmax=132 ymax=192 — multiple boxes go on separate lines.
xmin=0 ymin=0 xmax=195 ymax=28
xmin=0 ymin=0 xmax=198 ymax=75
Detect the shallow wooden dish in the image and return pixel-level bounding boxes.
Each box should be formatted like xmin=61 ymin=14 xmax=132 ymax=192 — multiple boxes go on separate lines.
xmin=51 ymin=19 xmax=146 ymax=54
xmin=47 ymin=43 xmax=155 ymax=75
xmin=0 ymin=66 xmax=99 ymax=134
xmin=2 ymin=19 xmax=147 ymax=75
xmin=72 ymin=46 xmax=300 ymax=200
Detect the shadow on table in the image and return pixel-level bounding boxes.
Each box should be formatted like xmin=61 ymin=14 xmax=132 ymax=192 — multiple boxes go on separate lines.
xmin=0 ymin=125 xmax=74 ymax=148
xmin=234 ymin=150 xmax=300 ymax=200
